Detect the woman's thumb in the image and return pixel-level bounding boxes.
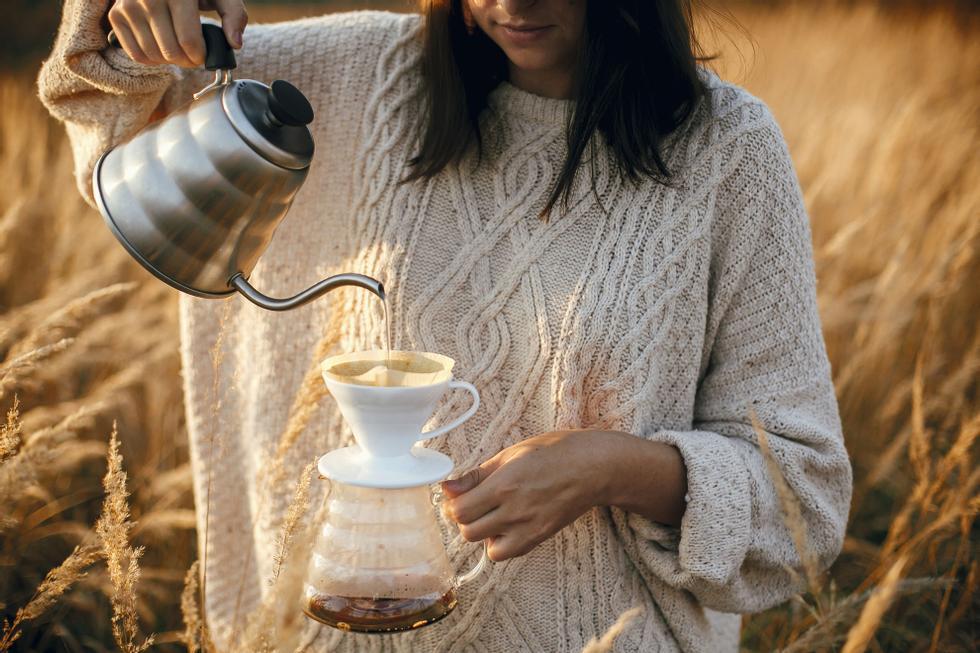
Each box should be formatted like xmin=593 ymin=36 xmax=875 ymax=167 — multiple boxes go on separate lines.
xmin=213 ymin=0 xmax=248 ymax=49
xmin=441 ymin=468 xmax=482 ymax=497
xmin=441 ymin=456 xmax=501 ymax=497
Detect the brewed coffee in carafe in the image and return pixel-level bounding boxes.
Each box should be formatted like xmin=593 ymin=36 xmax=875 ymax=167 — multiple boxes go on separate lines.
xmin=304 ymin=483 xmax=460 ymax=633
xmin=304 ymin=350 xmax=488 ymax=633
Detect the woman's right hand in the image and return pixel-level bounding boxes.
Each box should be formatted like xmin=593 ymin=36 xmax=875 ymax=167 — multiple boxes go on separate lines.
xmin=107 ymin=0 xmax=248 ymax=68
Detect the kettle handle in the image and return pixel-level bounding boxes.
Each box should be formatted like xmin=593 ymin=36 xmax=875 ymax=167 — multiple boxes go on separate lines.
xmin=107 ymin=23 xmax=236 ymax=71
xmin=229 ymin=272 xmax=385 ymax=312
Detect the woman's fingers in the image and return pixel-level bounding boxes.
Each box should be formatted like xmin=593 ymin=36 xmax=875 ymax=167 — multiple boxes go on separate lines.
xmin=487 ymin=534 xmax=529 ymax=562
xmin=146 ymin=1 xmax=195 ymax=66
xmin=487 ymin=522 xmax=553 ymax=561
xmin=444 ymin=485 xmax=499 ymax=525
xmin=442 ymin=457 xmax=510 ymax=524
xmin=129 ymin=16 xmax=167 ymax=65
xmin=211 ymin=0 xmax=248 ymax=48
xmin=107 ymin=0 xmax=207 ymax=67
xmin=457 ymin=508 xmax=504 ymax=542
xmin=441 ymin=453 xmax=504 ymax=498
xmin=169 ymin=0 xmax=206 ymax=64
xmin=107 ymin=14 xmax=149 ymax=64
xmin=110 ymin=1 xmax=166 ymax=64
xmin=441 ymin=467 xmax=484 ymax=498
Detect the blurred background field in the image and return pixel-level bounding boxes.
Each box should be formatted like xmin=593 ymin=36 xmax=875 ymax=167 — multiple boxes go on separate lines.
xmin=1 ymin=1 xmax=977 ymax=651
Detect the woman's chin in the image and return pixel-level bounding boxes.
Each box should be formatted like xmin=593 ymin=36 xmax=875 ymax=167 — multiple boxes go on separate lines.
xmin=505 ymin=57 xmax=570 ymax=83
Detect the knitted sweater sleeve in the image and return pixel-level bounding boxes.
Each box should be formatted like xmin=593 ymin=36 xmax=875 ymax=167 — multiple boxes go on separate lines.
xmin=37 ymin=0 xmax=407 ymax=207
xmin=36 ymin=0 xmax=180 ymax=205
xmin=618 ymin=102 xmax=852 ymax=614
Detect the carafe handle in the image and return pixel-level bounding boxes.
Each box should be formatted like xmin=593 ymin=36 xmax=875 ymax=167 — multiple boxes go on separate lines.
xmin=433 ymin=486 xmax=491 ymax=587
xmin=418 ymin=381 xmax=480 ymax=442
xmin=456 ymin=541 xmax=491 ymax=586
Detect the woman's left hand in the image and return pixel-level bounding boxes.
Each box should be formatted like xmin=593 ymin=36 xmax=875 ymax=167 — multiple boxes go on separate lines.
xmin=441 ymin=429 xmax=688 ymax=562
xmin=440 ymin=430 xmax=619 ymax=562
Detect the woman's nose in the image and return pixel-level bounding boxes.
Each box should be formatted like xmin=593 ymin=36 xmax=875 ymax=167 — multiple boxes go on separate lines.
xmin=499 ymin=0 xmax=538 ymax=15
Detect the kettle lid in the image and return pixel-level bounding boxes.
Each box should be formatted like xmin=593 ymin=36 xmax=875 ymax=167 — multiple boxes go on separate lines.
xmin=221 ymin=79 xmax=315 ymax=170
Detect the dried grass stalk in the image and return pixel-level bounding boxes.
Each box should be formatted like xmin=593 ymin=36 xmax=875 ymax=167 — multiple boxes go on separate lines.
xmin=233 ymin=305 xmax=345 ymax=630
xmin=95 ymin=424 xmax=154 ymax=653
xmin=1 ymin=399 xmax=111 ymax=526
xmin=132 ymin=508 xmax=197 ymax=537
xmin=271 ymin=459 xmax=316 ymax=584
xmin=0 ymin=399 xmax=26 ymax=530
xmin=944 ymin=559 xmax=977 ymax=636
xmin=0 ymin=397 xmax=38 ymax=523
xmin=0 ymin=397 xmax=21 ymax=463
xmin=19 ymin=544 xmax=100 ymax=621
xmin=0 ymin=544 xmax=99 ymax=651
xmin=780 ymin=577 xmax=945 ymax=653
xmin=262 ymin=325 xmax=341 ymax=493
xmin=0 ymin=338 xmax=74 ymax=400
xmin=27 ymin=400 xmax=108 ymax=448
xmin=199 ymin=301 xmax=232 ymax=646
xmin=750 ymin=411 xmax=822 ymax=596
xmin=14 ymin=283 xmax=136 ymax=355
xmin=580 ymin=607 xmax=643 ymax=653
xmin=236 ymin=461 xmax=319 ymax=653
xmin=180 ymin=560 xmax=201 ymax=653
xmin=841 ymin=556 xmax=909 ymax=653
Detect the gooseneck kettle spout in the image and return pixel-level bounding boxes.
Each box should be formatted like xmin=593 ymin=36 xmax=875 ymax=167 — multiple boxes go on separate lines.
xmin=230 ymin=273 xmax=384 ymax=312
xmin=93 ymin=23 xmax=385 ymax=310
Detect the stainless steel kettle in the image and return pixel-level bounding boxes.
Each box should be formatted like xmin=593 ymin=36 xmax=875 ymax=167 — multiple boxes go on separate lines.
xmin=93 ymin=24 xmax=383 ymax=310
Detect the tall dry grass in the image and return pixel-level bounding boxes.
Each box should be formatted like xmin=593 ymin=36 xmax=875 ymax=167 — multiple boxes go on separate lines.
xmin=0 ymin=68 xmax=194 ymax=651
xmin=701 ymin=4 xmax=979 ymax=651
xmin=0 ymin=1 xmax=977 ymax=652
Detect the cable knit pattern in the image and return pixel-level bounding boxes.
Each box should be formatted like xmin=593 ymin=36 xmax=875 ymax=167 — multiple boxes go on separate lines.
xmin=39 ymin=6 xmax=852 ymax=652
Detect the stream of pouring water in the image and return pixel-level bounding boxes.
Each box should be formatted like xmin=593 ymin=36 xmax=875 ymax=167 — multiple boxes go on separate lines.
xmin=382 ymin=291 xmax=392 ymax=371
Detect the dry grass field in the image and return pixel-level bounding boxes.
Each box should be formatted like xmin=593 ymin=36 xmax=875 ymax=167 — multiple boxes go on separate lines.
xmin=1 ymin=2 xmax=977 ymax=652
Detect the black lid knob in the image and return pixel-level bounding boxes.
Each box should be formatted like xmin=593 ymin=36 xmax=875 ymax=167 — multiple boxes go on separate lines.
xmin=267 ymin=80 xmax=314 ymax=127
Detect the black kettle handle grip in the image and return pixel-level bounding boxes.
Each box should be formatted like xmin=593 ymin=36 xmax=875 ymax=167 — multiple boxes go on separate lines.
xmin=107 ymin=23 xmax=236 ymax=71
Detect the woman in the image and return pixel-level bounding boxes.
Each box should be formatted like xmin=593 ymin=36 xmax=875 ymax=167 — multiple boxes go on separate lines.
xmin=39 ymin=0 xmax=852 ymax=651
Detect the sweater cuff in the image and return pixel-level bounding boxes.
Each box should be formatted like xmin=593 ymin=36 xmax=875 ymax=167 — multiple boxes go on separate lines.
xmin=47 ymin=0 xmax=178 ymax=94
xmin=635 ymin=429 xmax=753 ymax=585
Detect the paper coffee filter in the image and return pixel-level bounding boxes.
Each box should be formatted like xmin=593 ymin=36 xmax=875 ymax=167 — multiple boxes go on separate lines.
xmin=321 ymin=350 xmax=453 ymax=387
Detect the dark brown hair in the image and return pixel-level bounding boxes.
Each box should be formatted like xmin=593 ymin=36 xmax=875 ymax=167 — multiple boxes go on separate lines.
xmin=405 ymin=0 xmax=709 ymax=218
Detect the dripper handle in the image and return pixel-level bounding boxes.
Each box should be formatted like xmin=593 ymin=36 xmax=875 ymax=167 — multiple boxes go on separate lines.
xmin=418 ymin=381 xmax=480 ymax=442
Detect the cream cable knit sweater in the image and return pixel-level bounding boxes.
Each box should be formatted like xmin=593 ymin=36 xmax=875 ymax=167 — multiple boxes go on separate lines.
xmin=39 ymin=5 xmax=852 ymax=652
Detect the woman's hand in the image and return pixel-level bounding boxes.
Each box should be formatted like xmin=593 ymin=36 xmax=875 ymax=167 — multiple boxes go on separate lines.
xmin=441 ymin=430 xmax=688 ymax=562
xmin=107 ymin=0 xmax=248 ymax=67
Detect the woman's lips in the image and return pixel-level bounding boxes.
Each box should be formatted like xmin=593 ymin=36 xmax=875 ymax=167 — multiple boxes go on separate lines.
xmin=498 ymin=23 xmax=555 ymax=45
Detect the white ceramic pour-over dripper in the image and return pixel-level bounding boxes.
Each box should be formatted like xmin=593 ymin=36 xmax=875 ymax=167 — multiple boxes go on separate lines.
xmin=318 ymin=351 xmax=480 ymax=489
